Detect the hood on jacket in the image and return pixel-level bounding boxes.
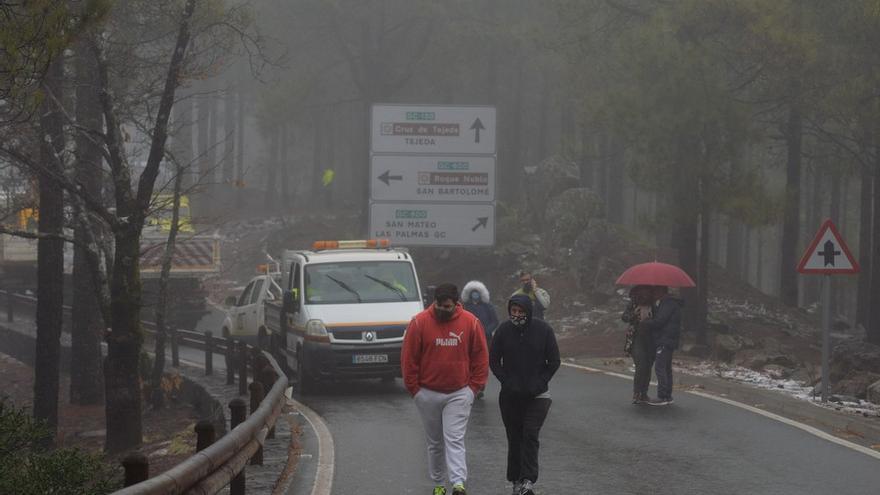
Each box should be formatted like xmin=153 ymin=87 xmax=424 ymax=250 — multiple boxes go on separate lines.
xmin=658 ymin=294 xmax=685 ymax=308
xmin=508 ymin=294 xmax=533 ymax=324
xmin=462 ymin=280 xmax=491 ymax=304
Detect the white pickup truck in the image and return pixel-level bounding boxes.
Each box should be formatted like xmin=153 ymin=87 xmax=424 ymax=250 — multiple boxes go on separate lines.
xmin=221 ymin=272 xmax=284 ymax=348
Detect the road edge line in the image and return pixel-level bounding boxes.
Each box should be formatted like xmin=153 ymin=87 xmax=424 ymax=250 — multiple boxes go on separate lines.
xmin=290 ymin=398 xmax=335 ymax=495
xmin=561 ymin=362 xmax=880 ymax=461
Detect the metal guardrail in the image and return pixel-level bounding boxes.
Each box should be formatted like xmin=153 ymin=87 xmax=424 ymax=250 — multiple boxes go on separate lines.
xmin=0 ymin=289 xmax=290 ymax=495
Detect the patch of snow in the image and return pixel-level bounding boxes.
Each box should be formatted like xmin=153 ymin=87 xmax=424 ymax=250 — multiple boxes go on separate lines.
xmin=678 ymin=361 xmax=880 ymax=418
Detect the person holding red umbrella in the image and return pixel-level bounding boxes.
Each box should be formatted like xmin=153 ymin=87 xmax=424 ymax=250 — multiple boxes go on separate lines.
xmin=641 ymin=286 xmax=684 ymax=406
xmin=615 ymin=262 xmax=693 ymax=406
xmin=621 ymin=285 xmax=656 ymax=404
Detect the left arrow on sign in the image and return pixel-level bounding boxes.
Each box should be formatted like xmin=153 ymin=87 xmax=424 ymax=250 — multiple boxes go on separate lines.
xmin=471 ymin=217 xmax=488 ymax=231
xmin=378 ymin=170 xmax=403 ymax=186
xmin=470 ymin=118 xmax=485 ymax=143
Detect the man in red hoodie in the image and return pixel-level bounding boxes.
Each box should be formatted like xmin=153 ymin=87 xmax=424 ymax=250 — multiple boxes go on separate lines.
xmin=401 ymin=283 xmax=489 ymax=495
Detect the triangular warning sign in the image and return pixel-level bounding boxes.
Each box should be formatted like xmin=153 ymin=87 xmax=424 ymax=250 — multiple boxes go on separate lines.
xmin=797 ymin=219 xmax=860 ymax=275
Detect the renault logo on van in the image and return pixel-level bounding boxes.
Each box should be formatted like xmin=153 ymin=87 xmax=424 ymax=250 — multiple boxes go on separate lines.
xmin=364 ymin=331 xmax=376 ymax=342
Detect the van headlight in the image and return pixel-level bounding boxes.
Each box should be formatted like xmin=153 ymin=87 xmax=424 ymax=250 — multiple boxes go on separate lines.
xmin=306 ymin=319 xmax=328 ymax=337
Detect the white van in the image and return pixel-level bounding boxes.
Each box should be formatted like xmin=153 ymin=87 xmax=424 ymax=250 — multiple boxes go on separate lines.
xmin=264 ymin=240 xmax=424 ymax=392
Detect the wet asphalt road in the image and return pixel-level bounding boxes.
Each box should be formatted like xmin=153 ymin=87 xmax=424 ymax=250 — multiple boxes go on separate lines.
xmin=297 ymin=365 xmax=879 ymax=495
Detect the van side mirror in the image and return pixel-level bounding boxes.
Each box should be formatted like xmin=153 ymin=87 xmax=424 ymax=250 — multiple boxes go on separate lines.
xmin=224 ymin=295 xmax=237 ymax=307
xmin=284 ymin=288 xmax=300 ymax=313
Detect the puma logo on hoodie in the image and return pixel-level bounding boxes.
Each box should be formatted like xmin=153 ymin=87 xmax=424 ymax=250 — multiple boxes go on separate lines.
xmin=435 ymin=331 xmax=464 ymax=347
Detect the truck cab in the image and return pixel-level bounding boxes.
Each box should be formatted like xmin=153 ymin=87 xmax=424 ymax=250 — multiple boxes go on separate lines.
xmin=264 ymin=240 xmax=423 ymax=392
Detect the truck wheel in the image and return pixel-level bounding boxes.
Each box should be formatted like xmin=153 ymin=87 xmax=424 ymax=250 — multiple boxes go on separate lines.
xmin=296 ymin=351 xmax=316 ymax=395
xmin=258 ymin=327 xmax=268 ymax=350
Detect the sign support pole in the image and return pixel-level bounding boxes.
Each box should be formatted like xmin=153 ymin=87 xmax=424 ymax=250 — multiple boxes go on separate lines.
xmin=821 ymin=274 xmax=831 ymax=403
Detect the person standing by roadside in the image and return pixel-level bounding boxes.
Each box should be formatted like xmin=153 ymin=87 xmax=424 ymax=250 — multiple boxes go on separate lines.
xmin=641 ymin=285 xmax=683 ymax=406
xmin=621 ymin=285 xmax=656 ymax=404
xmin=402 ymin=283 xmax=489 ymax=495
xmin=511 ymin=270 xmax=550 ymax=320
xmin=490 ymin=294 xmax=561 ymax=495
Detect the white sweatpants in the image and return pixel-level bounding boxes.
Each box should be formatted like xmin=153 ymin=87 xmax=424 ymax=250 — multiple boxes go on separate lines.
xmin=413 ymin=386 xmax=475 ymax=486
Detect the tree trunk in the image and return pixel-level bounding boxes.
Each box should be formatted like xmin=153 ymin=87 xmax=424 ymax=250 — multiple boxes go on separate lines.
xmin=223 ymin=85 xmax=236 ymax=185
xmin=756 ymin=227 xmax=765 ymax=293
xmin=171 ymin=96 xmax=193 ymax=190
xmin=743 ymin=225 xmax=752 ymax=286
xmin=697 ymin=207 xmax=710 ymax=344
xmin=104 ymin=229 xmax=144 ymax=452
xmin=71 ymin=39 xmax=105 ymax=406
xmin=607 ymin=137 xmax=625 ymax=224
xmin=196 ymin=93 xmax=209 ymax=191
xmin=537 ymin=73 xmax=549 ymax=161
xmin=33 ymin=56 xmax=66 ymax=443
xmin=856 ymin=172 xmax=872 ymax=330
xmin=312 ymin=110 xmax=323 ymax=205
xmin=726 ymin=219 xmax=743 ymax=277
xmin=207 ymin=91 xmax=218 ymax=189
xmin=280 ymin=123 xmax=290 ymax=205
xmin=780 ymin=103 xmax=803 ymax=307
xmin=265 ymin=125 xmax=279 ymax=210
xmin=150 ymin=164 xmax=184 ymax=410
xmin=829 ymin=172 xmax=842 ymax=315
xmin=868 ymin=153 xmax=880 ymax=345
xmin=235 ymin=87 xmax=245 ymax=208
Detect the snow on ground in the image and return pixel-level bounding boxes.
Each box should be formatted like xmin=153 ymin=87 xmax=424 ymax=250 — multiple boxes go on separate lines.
xmin=676 ymin=360 xmax=880 ymax=418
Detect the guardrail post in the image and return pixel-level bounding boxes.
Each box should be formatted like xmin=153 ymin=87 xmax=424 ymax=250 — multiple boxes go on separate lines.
xmin=259 ymin=363 xmax=278 ymax=439
xmin=229 ymin=398 xmax=247 ymax=495
xmin=171 ymin=327 xmax=180 ymax=367
xmin=6 ymin=290 xmax=13 ymax=322
xmin=249 ymin=381 xmax=265 ymax=466
xmin=195 ymin=419 xmax=216 ymax=452
xmin=238 ymin=342 xmax=248 ymax=396
xmin=122 ymin=453 xmax=149 ymax=487
xmin=226 ymin=334 xmax=235 ymax=385
xmin=204 ymin=330 xmax=213 ymax=376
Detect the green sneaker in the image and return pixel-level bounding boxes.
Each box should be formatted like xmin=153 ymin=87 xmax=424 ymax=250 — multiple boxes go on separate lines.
xmin=452 ymin=482 xmax=466 ymax=495
xmin=433 ymin=486 xmax=447 ymax=495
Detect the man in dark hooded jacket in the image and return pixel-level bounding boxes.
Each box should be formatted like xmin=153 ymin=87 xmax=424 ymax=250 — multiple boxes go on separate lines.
xmin=641 ymin=286 xmax=684 ymax=405
xmin=489 ymin=294 xmax=561 ymax=495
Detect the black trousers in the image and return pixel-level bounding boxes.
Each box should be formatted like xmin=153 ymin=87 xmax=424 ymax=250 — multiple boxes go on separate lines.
xmin=499 ymin=391 xmax=552 ymax=483
xmin=632 ymin=329 xmax=655 ymax=397
xmin=655 ymin=347 xmax=674 ymax=399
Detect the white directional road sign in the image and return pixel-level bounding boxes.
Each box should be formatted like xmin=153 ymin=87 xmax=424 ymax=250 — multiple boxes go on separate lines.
xmin=370 ymin=155 xmax=495 ymax=203
xmin=371 ymin=104 xmax=496 ymax=155
xmin=369 ymin=202 xmax=495 ymax=247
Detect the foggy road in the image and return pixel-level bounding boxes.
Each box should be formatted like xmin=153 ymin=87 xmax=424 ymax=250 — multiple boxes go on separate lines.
xmin=297 ymin=365 xmax=879 ymax=495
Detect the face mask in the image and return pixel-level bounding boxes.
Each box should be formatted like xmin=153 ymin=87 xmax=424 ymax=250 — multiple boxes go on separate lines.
xmin=435 ymin=306 xmax=454 ymax=321
xmin=522 ymin=283 xmax=531 ymax=292
xmin=510 ymin=314 xmax=528 ymax=327
xmin=470 ymin=291 xmax=481 ymax=302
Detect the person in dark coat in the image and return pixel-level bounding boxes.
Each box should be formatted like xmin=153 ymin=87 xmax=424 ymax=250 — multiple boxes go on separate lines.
xmin=641 ymin=285 xmax=684 ymax=405
xmin=490 ymin=294 xmax=561 ymax=495
xmin=462 ymin=280 xmax=499 ymax=342
xmin=621 ymin=285 xmax=656 ymax=404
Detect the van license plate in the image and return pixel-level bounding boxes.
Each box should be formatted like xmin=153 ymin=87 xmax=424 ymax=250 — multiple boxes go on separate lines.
xmin=353 ymin=354 xmax=388 ymax=364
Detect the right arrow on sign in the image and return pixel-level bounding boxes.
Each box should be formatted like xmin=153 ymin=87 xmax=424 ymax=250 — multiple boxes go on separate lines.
xmin=471 ymin=217 xmax=488 ymax=231
xmin=378 ymin=170 xmax=403 ymax=186
xmin=470 ymin=118 xmax=485 ymax=143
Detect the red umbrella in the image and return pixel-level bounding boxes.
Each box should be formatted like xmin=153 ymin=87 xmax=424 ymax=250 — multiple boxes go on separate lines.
xmin=615 ymin=261 xmax=696 ymax=288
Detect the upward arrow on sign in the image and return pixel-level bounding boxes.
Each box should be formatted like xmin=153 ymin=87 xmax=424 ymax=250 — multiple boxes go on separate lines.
xmin=470 ymin=118 xmax=485 ymax=143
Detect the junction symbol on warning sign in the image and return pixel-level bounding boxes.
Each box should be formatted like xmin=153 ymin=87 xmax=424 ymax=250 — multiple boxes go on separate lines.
xmin=796 ymin=219 xmax=860 ymax=275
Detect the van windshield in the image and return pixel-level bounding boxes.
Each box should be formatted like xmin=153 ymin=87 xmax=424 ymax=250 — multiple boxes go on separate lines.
xmin=304 ymin=261 xmax=419 ymax=304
